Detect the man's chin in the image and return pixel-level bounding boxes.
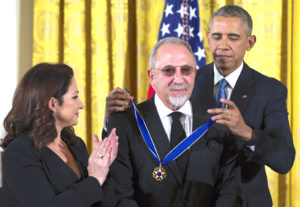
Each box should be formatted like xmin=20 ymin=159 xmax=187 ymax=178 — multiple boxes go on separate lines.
xmin=169 ymin=95 xmax=188 ymax=108
xmin=214 ymin=62 xmax=232 ymax=71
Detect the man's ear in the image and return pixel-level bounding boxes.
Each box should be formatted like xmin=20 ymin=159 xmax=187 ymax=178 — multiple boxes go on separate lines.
xmin=147 ymin=69 xmax=156 ymax=90
xmin=247 ymin=35 xmax=256 ymax=51
xmin=147 ymin=68 xmax=154 ymax=82
xmin=48 ymin=97 xmax=57 ymax=113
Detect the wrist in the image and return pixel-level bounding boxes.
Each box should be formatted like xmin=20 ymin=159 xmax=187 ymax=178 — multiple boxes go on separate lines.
xmin=90 ymin=174 xmax=105 ymax=186
xmin=241 ymin=126 xmax=253 ymax=141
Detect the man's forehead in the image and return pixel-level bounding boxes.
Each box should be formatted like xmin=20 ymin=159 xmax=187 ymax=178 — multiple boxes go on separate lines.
xmin=156 ymin=44 xmax=192 ymax=57
xmin=210 ymin=16 xmax=248 ymax=34
xmin=154 ymin=44 xmax=195 ymax=66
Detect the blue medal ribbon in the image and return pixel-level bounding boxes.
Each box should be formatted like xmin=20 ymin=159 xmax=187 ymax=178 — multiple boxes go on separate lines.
xmin=125 ymin=89 xmax=214 ymax=166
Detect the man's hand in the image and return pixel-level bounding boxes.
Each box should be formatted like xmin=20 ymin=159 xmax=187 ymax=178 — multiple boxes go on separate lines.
xmin=207 ymin=98 xmax=253 ymax=141
xmin=105 ymin=87 xmax=133 ymax=122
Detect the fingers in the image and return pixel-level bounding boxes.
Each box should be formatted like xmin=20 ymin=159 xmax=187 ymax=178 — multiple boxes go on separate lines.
xmin=106 ymin=87 xmax=133 ymax=103
xmin=90 ymin=136 xmax=108 ymax=158
xmin=109 ymin=136 xmax=119 ymax=165
xmin=105 ymin=88 xmax=134 ymax=119
xmin=104 ymin=128 xmax=119 ymax=165
xmin=210 ymin=112 xmax=231 ymax=122
xmin=90 ymin=128 xmax=119 ymax=167
xmin=98 ymin=138 xmax=110 ymax=154
xmin=93 ymin=134 xmax=99 ymax=144
xmin=107 ymin=128 xmax=117 ymax=139
xmin=106 ymin=99 xmax=130 ymax=110
xmin=207 ymin=99 xmax=237 ymax=114
xmin=207 ymin=99 xmax=235 ymax=123
xmin=93 ymin=128 xmax=117 ymax=156
xmin=220 ymin=98 xmax=237 ymax=109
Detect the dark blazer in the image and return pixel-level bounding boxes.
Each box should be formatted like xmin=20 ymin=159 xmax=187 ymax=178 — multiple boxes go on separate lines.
xmin=191 ymin=62 xmax=295 ymax=207
xmin=1 ymin=134 xmax=103 ymax=207
xmin=106 ymin=97 xmax=241 ymax=207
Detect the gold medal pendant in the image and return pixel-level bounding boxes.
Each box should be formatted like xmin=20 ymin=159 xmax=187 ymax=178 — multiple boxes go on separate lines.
xmin=152 ymin=164 xmax=166 ymax=181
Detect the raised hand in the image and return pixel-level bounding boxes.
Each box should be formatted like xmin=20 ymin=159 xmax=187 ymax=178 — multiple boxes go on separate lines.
xmin=87 ymin=128 xmax=119 ymax=185
xmin=207 ymin=98 xmax=253 ymax=141
xmin=105 ymin=87 xmax=133 ymax=122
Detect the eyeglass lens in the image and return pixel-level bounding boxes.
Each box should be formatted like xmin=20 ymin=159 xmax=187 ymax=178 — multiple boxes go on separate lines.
xmin=161 ymin=66 xmax=194 ymax=76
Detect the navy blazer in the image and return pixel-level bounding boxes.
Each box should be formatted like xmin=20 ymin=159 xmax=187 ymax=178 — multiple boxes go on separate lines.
xmin=191 ymin=62 xmax=295 ymax=207
xmin=1 ymin=134 xmax=104 ymax=207
xmin=106 ymin=97 xmax=241 ymax=207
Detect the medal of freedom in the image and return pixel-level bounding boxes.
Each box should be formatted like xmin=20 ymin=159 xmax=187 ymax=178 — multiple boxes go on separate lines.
xmin=152 ymin=165 xmax=166 ymax=181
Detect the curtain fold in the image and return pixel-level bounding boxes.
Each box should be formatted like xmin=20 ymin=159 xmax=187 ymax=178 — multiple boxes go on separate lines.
xmin=64 ymin=0 xmax=88 ymax=142
xmin=90 ymin=0 xmax=111 ymax=138
xmin=33 ymin=0 xmax=60 ymax=63
xmin=32 ymin=1 xmax=299 ymax=206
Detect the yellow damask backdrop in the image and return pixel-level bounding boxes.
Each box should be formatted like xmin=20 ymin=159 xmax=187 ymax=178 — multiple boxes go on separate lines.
xmin=32 ymin=0 xmax=299 ymax=206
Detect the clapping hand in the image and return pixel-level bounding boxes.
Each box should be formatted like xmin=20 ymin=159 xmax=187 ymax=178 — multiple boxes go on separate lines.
xmin=87 ymin=128 xmax=119 ymax=185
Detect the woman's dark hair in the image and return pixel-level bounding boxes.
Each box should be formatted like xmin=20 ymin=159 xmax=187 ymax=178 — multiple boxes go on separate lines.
xmin=1 ymin=63 xmax=77 ymax=149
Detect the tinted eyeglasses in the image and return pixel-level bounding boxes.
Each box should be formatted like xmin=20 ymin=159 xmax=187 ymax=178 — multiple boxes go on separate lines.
xmin=152 ymin=65 xmax=195 ymax=77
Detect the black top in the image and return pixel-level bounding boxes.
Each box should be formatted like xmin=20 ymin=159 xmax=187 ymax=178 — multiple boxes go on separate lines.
xmin=1 ymin=133 xmax=103 ymax=207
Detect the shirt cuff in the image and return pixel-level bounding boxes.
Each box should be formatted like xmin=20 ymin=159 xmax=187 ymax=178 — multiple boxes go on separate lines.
xmin=245 ymin=129 xmax=256 ymax=151
xmin=103 ymin=118 xmax=108 ymax=133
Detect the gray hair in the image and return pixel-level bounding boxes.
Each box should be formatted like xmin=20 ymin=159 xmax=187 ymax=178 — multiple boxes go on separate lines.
xmin=209 ymin=5 xmax=253 ymax=35
xmin=149 ymin=37 xmax=196 ymax=68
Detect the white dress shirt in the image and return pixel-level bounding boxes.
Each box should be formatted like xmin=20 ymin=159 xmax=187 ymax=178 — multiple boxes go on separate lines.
xmin=154 ymin=94 xmax=193 ymax=141
xmin=213 ymin=62 xmax=243 ymax=99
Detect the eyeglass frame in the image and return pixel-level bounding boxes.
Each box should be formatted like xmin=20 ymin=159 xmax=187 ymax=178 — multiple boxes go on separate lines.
xmin=150 ymin=65 xmax=197 ymax=77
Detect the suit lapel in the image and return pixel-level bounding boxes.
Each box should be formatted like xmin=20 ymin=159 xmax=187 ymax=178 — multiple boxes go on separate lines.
xmin=230 ymin=63 xmax=254 ymax=114
xmin=138 ymin=97 xmax=183 ymax=185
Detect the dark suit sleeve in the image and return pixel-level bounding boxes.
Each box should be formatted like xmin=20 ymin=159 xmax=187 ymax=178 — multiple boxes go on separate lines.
xmin=107 ymin=112 xmax=139 ymax=207
xmin=248 ymin=83 xmax=295 ymax=174
xmin=3 ymin=139 xmax=103 ymax=207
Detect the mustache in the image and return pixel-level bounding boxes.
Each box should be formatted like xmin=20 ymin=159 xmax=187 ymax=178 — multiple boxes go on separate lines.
xmin=169 ymin=84 xmax=187 ymax=90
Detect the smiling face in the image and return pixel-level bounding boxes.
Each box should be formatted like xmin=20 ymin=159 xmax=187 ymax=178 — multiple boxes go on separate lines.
xmin=148 ymin=43 xmax=196 ymax=110
xmin=52 ymin=77 xmax=84 ymax=131
xmin=207 ymin=16 xmax=256 ymax=76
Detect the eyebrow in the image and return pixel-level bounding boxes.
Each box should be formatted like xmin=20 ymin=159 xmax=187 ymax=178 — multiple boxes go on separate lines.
xmin=228 ymin=33 xmax=240 ymax=38
xmin=211 ymin=32 xmax=222 ymax=36
xmin=211 ymin=32 xmax=240 ymax=37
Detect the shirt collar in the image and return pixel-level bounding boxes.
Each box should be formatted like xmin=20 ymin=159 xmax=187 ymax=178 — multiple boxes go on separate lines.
xmin=214 ymin=62 xmax=244 ymax=88
xmin=154 ymin=94 xmax=192 ymax=119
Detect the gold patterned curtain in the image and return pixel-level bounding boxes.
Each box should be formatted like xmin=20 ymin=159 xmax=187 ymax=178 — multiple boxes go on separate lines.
xmin=32 ymin=0 xmax=299 ymax=206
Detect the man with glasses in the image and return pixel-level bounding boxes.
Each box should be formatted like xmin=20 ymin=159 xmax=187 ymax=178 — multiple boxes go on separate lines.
xmin=104 ymin=37 xmax=241 ymax=206
xmin=103 ymin=5 xmax=295 ymax=207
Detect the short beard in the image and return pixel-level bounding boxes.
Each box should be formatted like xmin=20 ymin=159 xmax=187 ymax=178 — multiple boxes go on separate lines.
xmin=169 ymin=95 xmax=188 ymax=108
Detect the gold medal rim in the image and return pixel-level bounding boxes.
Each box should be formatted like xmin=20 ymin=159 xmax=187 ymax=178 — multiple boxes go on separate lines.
xmin=152 ymin=166 xmax=166 ymax=181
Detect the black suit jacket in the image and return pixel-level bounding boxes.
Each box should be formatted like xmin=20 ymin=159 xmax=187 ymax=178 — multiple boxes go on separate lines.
xmin=191 ymin=62 xmax=295 ymax=207
xmin=1 ymin=134 xmax=104 ymax=207
xmin=106 ymin=97 xmax=241 ymax=207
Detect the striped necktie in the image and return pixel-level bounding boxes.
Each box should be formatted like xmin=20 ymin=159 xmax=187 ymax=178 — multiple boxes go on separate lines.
xmin=215 ymin=78 xmax=228 ymax=108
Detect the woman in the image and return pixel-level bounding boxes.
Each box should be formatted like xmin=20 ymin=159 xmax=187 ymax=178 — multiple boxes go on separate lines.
xmin=0 ymin=63 xmax=118 ymax=207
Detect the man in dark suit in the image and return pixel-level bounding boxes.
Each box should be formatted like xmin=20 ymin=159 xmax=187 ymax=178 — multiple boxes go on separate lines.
xmin=190 ymin=5 xmax=295 ymax=207
xmin=106 ymin=37 xmax=240 ymax=206
xmin=104 ymin=5 xmax=295 ymax=207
